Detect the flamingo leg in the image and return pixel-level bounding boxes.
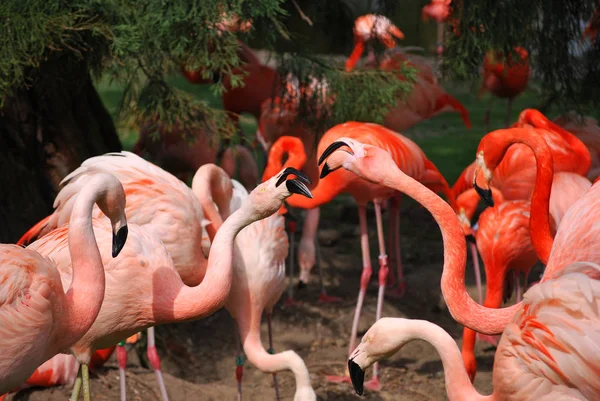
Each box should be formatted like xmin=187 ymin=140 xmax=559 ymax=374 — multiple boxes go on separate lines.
xmin=82 ymin=364 xmax=91 ymax=401
xmin=469 ymin=241 xmax=484 ymax=304
xmin=69 ymin=366 xmax=82 ymax=401
xmin=326 ymin=204 xmax=371 ymax=385
xmin=345 ymin=39 xmax=365 ymax=72
xmin=267 ymin=312 xmax=281 ymax=401
xmin=515 ymin=272 xmax=522 ymax=302
xmin=435 ymin=22 xmax=444 ymax=78
xmin=386 ymin=196 xmax=405 ymax=299
xmin=285 ymin=218 xmax=298 ymax=306
xmin=116 ymin=341 xmax=127 ymax=401
xmin=147 ymin=327 xmax=169 ymax=401
xmin=234 ymin=323 xmax=244 ymax=401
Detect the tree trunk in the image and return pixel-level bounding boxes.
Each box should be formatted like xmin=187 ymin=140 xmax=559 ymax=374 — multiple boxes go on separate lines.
xmin=0 ymin=55 xmax=122 ymax=243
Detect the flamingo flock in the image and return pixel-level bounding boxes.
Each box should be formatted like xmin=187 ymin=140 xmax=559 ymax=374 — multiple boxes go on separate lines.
xmin=2 ymin=9 xmax=600 ymax=401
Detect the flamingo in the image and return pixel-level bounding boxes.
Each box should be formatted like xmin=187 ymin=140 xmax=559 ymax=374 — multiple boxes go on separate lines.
xmin=554 ymin=112 xmax=600 ymax=181
xmin=345 ymin=14 xmax=404 ymax=72
xmin=25 ymin=167 xmax=311 ymax=401
xmin=479 ymin=46 xmax=530 ymax=131
xmin=348 ymin=260 xmax=600 ymax=399
xmin=442 ymin=127 xmax=600 ymax=336
xmin=273 ymin=122 xmax=453 ymax=390
xmin=198 ymin=164 xmax=316 ymax=401
xmin=462 ymin=171 xmax=591 ymax=381
xmin=0 ymin=173 xmax=128 ymax=397
xmin=421 ymin=0 xmax=452 ymax=72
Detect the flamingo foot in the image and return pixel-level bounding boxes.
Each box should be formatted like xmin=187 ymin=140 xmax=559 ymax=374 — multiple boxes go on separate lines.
xmin=325 ymin=375 xmax=351 ymax=384
xmin=364 ymin=376 xmax=382 ymax=392
xmin=477 ymin=333 xmax=500 ymax=347
xmin=318 ymin=293 xmax=342 ymax=304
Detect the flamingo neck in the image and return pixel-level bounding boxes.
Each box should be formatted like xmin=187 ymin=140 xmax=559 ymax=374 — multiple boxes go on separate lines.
xmin=380 ymin=166 xmax=519 ymax=335
xmin=157 ymin=206 xmax=251 ymax=322
xmin=192 ymin=168 xmax=233 ymax=241
xmin=237 ymin=313 xmax=314 ymax=399
xmin=390 ymin=319 xmax=492 ymax=401
xmin=60 ymin=187 xmax=107 ymax=350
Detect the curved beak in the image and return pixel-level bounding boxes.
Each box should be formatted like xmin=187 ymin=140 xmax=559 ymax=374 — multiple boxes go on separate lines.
xmin=112 ymin=225 xmax=129 ymax=258
xmin=277 ymin=167 xmax=313 ymax=198
xmin=318 ymin=140 xmax=352 ymax=179
xmin=348 ymin=359 xmax=365 ymax=396
xmin=472 ymin=166 xmax=494 ymax=207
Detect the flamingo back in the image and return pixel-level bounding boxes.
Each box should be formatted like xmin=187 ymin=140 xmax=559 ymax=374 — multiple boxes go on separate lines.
xmin=554 ymin=114 xmax=600 ymax=181
xmin=549 ymin=173 xmax=592 ymax=228
xmin=0 ymin=245 xmax=64 ymax=393
xmin=45 ymin=152 xmax=207 ymax=286
xmin=494 ymin=262 xmax=600 ymax=401
xmin=545 ymin=182 xmax=600 ymax=279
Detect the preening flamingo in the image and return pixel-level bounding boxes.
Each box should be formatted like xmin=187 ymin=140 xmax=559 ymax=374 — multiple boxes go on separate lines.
xmin=345 ymin=14 xmax=404 ymax=72
xmin=479 ymin=47 xmax=530 ymax=131
xmin=198 ymin=165 xmax=316 ymax=401
xmin=0 ymin=173 xmax=128 ymax=397
xmin=317 ymin=137 xmax=600 ymax=399
xmin=348 ymin=260 xmax=600 ymax=399
xmin=554 ymin=112 xmax=600 ymax=181
xmin=442 ymin=127 xmax=600 ymax=336
xmin=25 ymin=167 xmax=310 ymax=401
xmin=281 ymin=122 xmax=453 ymax=390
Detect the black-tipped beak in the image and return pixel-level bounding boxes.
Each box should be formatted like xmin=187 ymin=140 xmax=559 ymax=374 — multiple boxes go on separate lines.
xmin=320 ymin=163 xmax=333 ymax=179
xmin=286 ymin=180 xmax=313 ymax=198
xmin=112 ymin=225 xmax=128 ymax=258
xmin=348 ymin=359 xmax=365 ymax=396
xmin=297 ymin=280 xmax=307 ymax=289
xmin=318 ymin=141 xmax=349 ymax=166
xmin=466 ymin=234 xmax=476 ymax=244
xmin=276 ymin=167 xmax=312 ymax=188
xmin=473 ymin=182 xmax=494 ymax=207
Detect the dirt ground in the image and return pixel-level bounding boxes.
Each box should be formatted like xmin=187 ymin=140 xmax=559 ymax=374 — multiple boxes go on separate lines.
xmin=9 ymin=198 xmax=510 ymax=401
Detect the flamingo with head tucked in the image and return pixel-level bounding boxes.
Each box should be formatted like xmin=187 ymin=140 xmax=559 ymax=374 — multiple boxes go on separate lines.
xmin=0 ymin=173 xmax=128 ymax=399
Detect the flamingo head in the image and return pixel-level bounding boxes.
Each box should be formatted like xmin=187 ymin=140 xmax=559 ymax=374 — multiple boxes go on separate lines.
xmin=472 ymin=149 xmax=495 ymax=208
xmin=318 ymin=137 xmax=396 ymax=186
xmin=248 ymin=167 xmax=312 ymax=220
xmin=91 ymin=173 xmax=129 ymax=258
xmin=348 ymin=317 xmax=410 ymax=395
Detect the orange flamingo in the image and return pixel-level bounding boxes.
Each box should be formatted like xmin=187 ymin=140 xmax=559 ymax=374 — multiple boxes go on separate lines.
xmin=479 ymin=46 xmax=530 ymax=131
xmin=442 ymin=127 xmax=600 ymax=336
xmin=345 ymin=14 xmax=404 ymax=72
xmin=269 ymin=122 xmax=453 ymax=390
xmin=0 ymin=173 xmax=128 ymax=399
xmin=318 ymin=137 xmax=600 ymax=400
xmin=554 ymin=112 xmax=600 ymax=181
xmin=421 ymin=0 xmax=452 ymax=69
xmin=461 ymin=171 xmax=590 ymax=381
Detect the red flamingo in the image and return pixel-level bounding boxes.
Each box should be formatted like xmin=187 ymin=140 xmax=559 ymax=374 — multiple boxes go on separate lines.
xmin=442 ymin=127 xmax=600 ymax=337
xmin=268 ymin=122 xmax=452 ymax=390
xmin=345 ymin=14 xmax=404 ymax=72
xmin=554 ymin=112 xmax=600 ymax=181
xmin=479 ymin=47 xmax=530 ymax=131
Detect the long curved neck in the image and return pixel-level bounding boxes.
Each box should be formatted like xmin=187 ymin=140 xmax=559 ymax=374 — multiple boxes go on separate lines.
xmin=192 ymin=169 xmax=233 ymax=241
xmin=391 ymin=319 xmax=492 ymax=401
xmin=156 ymin=206 xmax=250 ymax=322
xmin=494 ymin=130 xmax=554 ymax=264
xmin=237 ymin=312 xmax=313 ymax=397
xmin=380 ymin=167 xmax=520 ymax=335
xmin=60 ymin=188 xmax=107 ymax=350
xmin=262 ymin=139 xmax=307 ymax=183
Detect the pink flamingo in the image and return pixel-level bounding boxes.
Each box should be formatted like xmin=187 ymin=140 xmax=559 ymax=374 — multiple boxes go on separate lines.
xmin=421 ymin=0 xmax=452 ymax=71
xmin=0 ymin=173 xmax=128 ymax=397
xmin=345 ymin=14 xmax=404 ymax=72
xmin=279 ymin=122 xmax=453 ymax=390
xmin=25 ymin=167 xmax=310 ymax=401
xmin=318 ymin=137 xmax=600 ymax=399
xmin=444 ymin=127 xmax=600 ymax=336
xmin=198 ymin=165 xmax=316 ymax=401
xmin=348 ymin=260 xmax=600 ymax=399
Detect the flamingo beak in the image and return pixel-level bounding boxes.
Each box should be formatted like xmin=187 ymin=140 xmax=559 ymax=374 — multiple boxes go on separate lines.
xmin=348 ymin=359 xmax=365 ymax=396
xmin=472 ymin=166 xmax=494 ymax=207
xmin=276 ymin=167 xmax=313 ymax=198
xmin=318 ymin=140 xmax=352 ymax=179
xmin=112 ymin=225 xmax=129 ymax=258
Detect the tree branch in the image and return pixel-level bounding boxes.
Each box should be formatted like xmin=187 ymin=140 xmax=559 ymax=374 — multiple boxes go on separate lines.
xmin=291 ymin=0 xmax=313 ymax=26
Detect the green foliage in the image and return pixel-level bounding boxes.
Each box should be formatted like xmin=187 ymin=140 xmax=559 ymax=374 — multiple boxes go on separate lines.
xmin=442 ymin=0 xmax=600 ymax=112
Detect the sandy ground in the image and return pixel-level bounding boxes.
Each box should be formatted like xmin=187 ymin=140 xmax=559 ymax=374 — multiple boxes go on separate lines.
xmin=8 ymin=197 xmax=512 ymax=401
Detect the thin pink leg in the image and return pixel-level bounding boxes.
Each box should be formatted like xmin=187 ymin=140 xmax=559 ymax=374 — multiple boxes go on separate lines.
xmin=116 ymin=343 xmax=127 ymax=401
xmin=147 ymin=327 xmax=169 ymax=401
xmin=326 ymin=205 xmax=371 ymax=385
xmin=234 ymin=323 xmax=244 ymax=401
xmin=515 ymin=272 xmax=522 ymax=302
xmin=267 ymin=312 xmax=281 ymax=401
xmin=285 ymin=219 xmax=299 ymax=306
xmin=386 ymin=196 xmax=405 ymax=299
xmin=469 ymin=242 xmax=484 ymax=304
